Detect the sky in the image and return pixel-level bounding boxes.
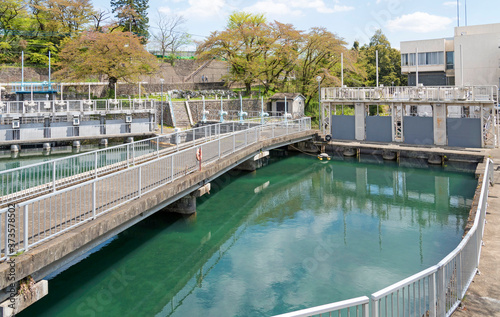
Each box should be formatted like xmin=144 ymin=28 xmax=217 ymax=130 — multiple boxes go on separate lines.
xmin=94 ymin=0 xmax=500 ymax=50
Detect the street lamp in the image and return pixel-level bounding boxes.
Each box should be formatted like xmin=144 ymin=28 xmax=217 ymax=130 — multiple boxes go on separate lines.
xmin=160 ymin=78 xmax=164 ymax=134
xmin=316 ymin=76 xmax=322 ymax=133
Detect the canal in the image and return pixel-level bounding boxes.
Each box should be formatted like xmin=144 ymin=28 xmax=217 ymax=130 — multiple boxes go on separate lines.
xmin=19 ymin=153 xmax=477 ymax=317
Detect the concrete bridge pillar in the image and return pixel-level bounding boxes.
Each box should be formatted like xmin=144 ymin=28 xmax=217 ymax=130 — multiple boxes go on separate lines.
xmin=354 ymin=103 xmax=365 ymax=141
xmin=100 ymin=139 xmax=108 ymax=147
xmin=234 ymin=151 xmax=269 ymax=171
xmin=166 ymin=183 xmax=211 ymax=215
xmin=433 ymin=103 xmax=446 ymax=146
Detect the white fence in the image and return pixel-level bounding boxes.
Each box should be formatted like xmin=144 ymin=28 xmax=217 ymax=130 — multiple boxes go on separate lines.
xmin=0 ymin=118 xmax=311 ymax=260
xmin=273 ymin=158 xmax=494 ymax=317
xmin=0 ymin=99 xmax=155 ymax=115
xmin=0 ymin=123 xmax=152 ymax=142
xmin=322 ymin=86 xmax=498 ymax=103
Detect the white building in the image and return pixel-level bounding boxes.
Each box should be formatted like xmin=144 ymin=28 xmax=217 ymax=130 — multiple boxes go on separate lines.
xmin=400 ymin=23 xmax=500 ymax=87
xmin=269 ymin=93 xmax=305 ymax=117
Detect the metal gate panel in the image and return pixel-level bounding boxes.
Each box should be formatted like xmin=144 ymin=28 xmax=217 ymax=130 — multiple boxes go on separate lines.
xmin=366 ymin=116 xmax=392 ymax=142
xmin=331 ymin=115 xmax=355 ymax=140
xmin=403 ymin=116 xmax=434 ymax=145
xmin=447 ymin=118 xmax=481 ymax=148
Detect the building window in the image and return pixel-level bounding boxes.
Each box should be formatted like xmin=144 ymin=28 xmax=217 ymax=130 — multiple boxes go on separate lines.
xmin=417 ymin=52 xmax=444 ymax=65
xmin=401 ymin=54 xmax=408 ymax=66
xmin=446 ymin=51 xmax=454 ymax=70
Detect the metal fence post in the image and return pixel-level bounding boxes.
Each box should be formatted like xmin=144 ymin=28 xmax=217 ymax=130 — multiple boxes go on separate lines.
xmin=132 ymin=142 xmax=135 ymax=165
xmin=233 ymin=134 xmax=235 ymax=153
xmin=23 ymin=205 xmax=28 ymax=251
xmin=52 ymin=161 xmax=56 ymax=192
xmin=94 ymin=152 xmax=98 ymax=178
xmin=92 ymin=182 xmax=96 ymax=219
xmin=157 ymin=136 xmax=160 ymax=157
xmin=138 ymin=167 xmax=142 ymax=197
xmin=371 ymin=298 xmax=379 ymax=317
xmin=126 ymin=144 xmax=130 ymax=167
xmin=430 ymin=272 xmax=437 ymax=317
xmin=193 ymin=129 xmax=196 ymax=145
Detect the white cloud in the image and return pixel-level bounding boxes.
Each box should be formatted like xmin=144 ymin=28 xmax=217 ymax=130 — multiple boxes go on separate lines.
xmin=386 ymin=12 xmax=453 ymax=33
xmin=178 ymin=0 xmax=226 ymax=19
xmin=443 ymin=1 xmax=457 ymax=7
xmin=158 ymin=7 xmax=172 ymax=14
xmin=244 ymin=0 xmax=353 ymax=18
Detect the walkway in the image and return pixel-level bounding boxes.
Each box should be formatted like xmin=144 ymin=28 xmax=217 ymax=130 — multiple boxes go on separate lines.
xmin=453 ymin=147 xmax=500 ymax=317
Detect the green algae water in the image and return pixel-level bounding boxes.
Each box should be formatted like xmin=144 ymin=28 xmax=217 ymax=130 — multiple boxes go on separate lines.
xmin=19 ymin=154 xmax=477 ymax=317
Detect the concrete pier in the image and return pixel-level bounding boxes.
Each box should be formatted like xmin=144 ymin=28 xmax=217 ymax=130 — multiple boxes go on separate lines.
xmin=10 ymin=145 xmax=19 ymax=153
xmin=0 ymin=280 xmax=48 ymax=317
xmin=99 ymin=139 xmax=108 ymax=147
xmin=166 ymin=183 xmax=211 ymax=214
xmin=234 ymin=151 xmax=269 ymax=171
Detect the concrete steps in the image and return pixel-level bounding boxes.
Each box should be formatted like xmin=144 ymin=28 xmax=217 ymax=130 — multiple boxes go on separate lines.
xmin=171 ymin=101 xmax=191 ymax=128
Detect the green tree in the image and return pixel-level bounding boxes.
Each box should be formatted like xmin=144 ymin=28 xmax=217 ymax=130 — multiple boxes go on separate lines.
xmin=111 ymin=0 xmax=149 ymax=41
xmin=294 ymin=27 xmax=357 ymax=112
xmin=197 ymin=12 xmax=269 ymax=95
xmin=358 ymin=29 xmax=407 ymax=87
xmin=55 ymin=30 xmax=158 ymax=90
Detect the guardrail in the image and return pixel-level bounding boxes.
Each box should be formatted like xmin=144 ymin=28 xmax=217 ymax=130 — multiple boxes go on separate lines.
xmin=0 ymin=117 xmax=288 ymax=207
xmin=322 ymin=86 xmax=498 ymax=103
xmin=274 ymin=158 xmax=494 ymax=317
xmin=0 ymin=117 xmax=312 ymax=260
xmin=0 ymin=99 xmax=156 ymax=115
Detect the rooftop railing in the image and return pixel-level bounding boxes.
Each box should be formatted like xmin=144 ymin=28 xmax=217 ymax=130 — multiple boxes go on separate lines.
xmin=322 ymin=86 xmax=498 ymax=103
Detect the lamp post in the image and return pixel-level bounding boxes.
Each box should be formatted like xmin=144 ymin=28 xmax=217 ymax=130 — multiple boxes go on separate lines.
xmin=160 ymin=79 xmax=164 ymax=134
xmin=316 ymin=76 xmax=322 ymax=133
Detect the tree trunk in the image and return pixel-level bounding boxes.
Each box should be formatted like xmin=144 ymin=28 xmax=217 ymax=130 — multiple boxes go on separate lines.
xmin=245 ymin=82 xmax=251 ymax=96
xmin=108 ymin=77 xmax=117 ymax=98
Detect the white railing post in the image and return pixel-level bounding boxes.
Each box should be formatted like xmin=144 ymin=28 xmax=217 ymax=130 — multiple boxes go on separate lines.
xmin=92 ymin=182 xmax=96 ymax=219
xmin=126 ymin=144 xmax=130 ymax=167
xmin=94 ymin=152 xmax=98 ymax=178
xmin=157 ymin=137 xmax=160 ymax=157
xmin=171 ymin=156 xmax=174 ymax=181
xmin=429 ymin=272 xmax=437 ymax=317
xmin=4 ymin=212 xmax=8 ymax=256
xmin=193 ymin=129 xmax=196 ymax=145
xmin=132 ymin=142 xmax=135 ymax=165
xmin=138 ymin=167 xmax=142 ymax=197
xmin=363 ymin=302 xmax=369 ymax=317
xmin=52 ymin=161 xmax=56 ymax=192
xmin=233 ymin=134 xmax=235 ymax=152
xmin=23 ymin=205 xmax=28 ymax=251
xmin=371 ymin=298 xmax=379 ymax=317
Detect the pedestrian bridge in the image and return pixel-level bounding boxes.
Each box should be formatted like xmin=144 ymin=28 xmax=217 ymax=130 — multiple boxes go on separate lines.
xmin=0 ymin=117 xmax=314 ymax=315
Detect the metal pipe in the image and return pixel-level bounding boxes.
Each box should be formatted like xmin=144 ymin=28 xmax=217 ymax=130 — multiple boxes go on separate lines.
xmin=376 ymin=50 xmax=379 ymax=87
xmin=416 ymin=48 xmax=419 ymax=87
xmin=341 ymin=53 xmax=344 ymax=87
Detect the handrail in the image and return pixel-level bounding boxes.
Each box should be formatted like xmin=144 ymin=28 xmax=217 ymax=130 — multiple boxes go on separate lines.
xmin=272 ymin=296 xmax=370 ymax=317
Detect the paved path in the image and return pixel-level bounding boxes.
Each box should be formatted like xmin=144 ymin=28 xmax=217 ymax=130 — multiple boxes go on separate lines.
xmin=453 ymin=147 xmax=500 ymax=316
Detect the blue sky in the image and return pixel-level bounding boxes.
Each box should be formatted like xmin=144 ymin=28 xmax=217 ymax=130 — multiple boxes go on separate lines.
xmin=94 ymin=0 xmax=500 ymax=49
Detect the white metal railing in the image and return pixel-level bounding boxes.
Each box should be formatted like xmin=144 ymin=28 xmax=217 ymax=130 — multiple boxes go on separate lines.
xmin=273 ymin=297 xmax=370 ymax=317
xmin=0 ymin=117 xmax=311 ymax=260
xmin=0 ymin=118 xmax=285 ymax=207
xmin=275 ymin=159 xmax=494 ymax=317
xmin=0 ymin=99 xmax=155 ymax=115
xmin=322 ymin=86 xmax=498 ymax=103
xmin=0 ymin=123 xmax=152 ymax=142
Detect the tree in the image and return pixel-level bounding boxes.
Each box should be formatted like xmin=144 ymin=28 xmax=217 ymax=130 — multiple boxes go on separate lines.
xmin=358 ymin=30 xmax=407 ymax=87
xmin=197 ymin=12 xmax=270 ymax=95
xmin=151 ymin=10 xmax=190 ymax=64
xmin=294 ymin=27 xmax=356 ymax=112
xmin=111 ymin=0 xmax=149 ymax=41
xmin=55 ymin=30 xmax=158 ymax=90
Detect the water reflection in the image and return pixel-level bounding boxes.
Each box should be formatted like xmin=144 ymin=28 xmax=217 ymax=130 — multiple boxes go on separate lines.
xmin=19 ymin=154 xmax=477 ymax=317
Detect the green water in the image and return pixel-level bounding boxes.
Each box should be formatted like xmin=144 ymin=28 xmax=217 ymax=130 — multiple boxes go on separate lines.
xmin=19 ymin=154 xmax=477 ymax=317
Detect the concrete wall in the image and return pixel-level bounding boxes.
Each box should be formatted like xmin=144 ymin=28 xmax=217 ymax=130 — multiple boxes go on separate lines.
xmin=454 ymin=23 xmax=500 ymax=87
xmin=187 ymin=99 xmax=263 ymax=122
